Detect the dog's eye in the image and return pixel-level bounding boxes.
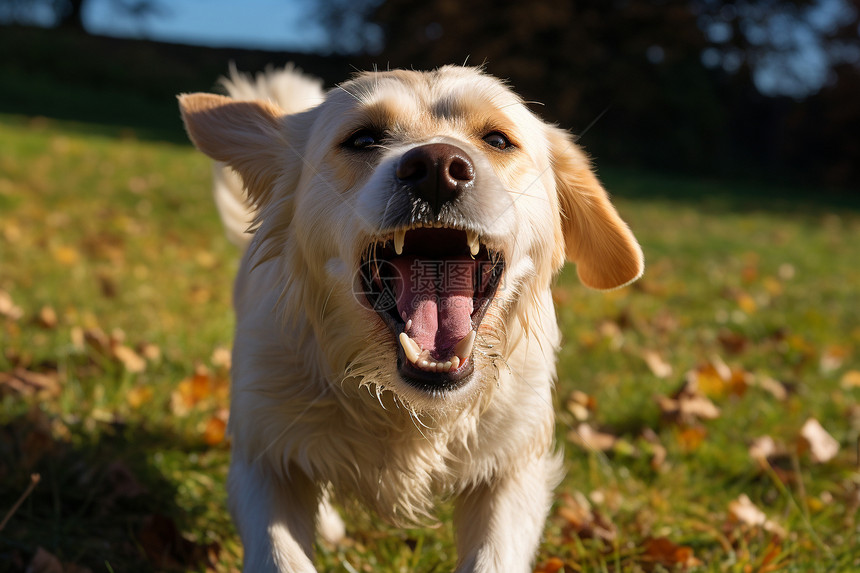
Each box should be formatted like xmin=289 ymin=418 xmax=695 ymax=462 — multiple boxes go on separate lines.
xmin=344 ymin=130 xmax=379 ymax=150
xmin=483 ymin=132 xmax=512 ymax=150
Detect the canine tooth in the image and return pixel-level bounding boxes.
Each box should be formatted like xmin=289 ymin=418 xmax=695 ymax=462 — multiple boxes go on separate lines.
xmin=450 ymin=356 xmax=460 ymax=370
xmin=453 ymin=330 xmax=476 ymax=359
xmin=466 ymin=230 xmax=480 ymax=256
xmin=399 ymin=333 xmax=421 ymax=363
xmin=394 ymin=228 xmax=406 ymax=255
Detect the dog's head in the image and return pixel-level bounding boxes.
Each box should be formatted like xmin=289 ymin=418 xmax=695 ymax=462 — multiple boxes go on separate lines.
xmin=180 ymin=66 xmax=643 ymax=411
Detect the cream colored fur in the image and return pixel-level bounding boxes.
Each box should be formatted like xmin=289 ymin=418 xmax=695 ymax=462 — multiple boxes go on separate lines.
xmin=179 ymin=65 xmax=643 ymax=573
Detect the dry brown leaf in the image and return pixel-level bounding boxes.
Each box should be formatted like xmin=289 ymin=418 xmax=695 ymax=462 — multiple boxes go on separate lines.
xmin=36 ymin=306 xmax=58 ymax=329
xmin=642 ymin=350 xmax=673 ymax=378
xmin=534 ymin=556 xmax=565 ymax=573
xmin=557 ymin=491 xmax=617 ymax=542
xmin=755 ymin=376 xmax=789 ymax=401
xmin=727 ymin=494 xmax=787 ymax=538
xmin=0 ymin=289 xmax=24 ymax=321
xmin=748 ymin=436 xmax=778 ymax=463
xmin=566 ymin=390 xmax=596 ymax=421
xmin=0 ymin=368 xmax=61 ymax=398
xmin=139 ymin=342 xmax=162 ymax=363
xmin=799 ymin=418 xmax=839 ymax=463
xmin=820 ymin=345 xmax=849 ymax=374
xmin=113 ymin=345 xmax=146 ymax=373
xmin=211 ymin=346 xmax=232 ymax=370
xmin=718 ymin=329 xmax=749 ymax=355
xmin=567 ymin=422 xmax=616 ymax=452
xmin=641 ymin=537 xmax=702 ymax=568
xmin=676 ymin=426 xmax=708 ymax=452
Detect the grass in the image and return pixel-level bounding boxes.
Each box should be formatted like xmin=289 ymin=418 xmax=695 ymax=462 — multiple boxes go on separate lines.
xmin=1 ymin=112 xmax=859 ymax=572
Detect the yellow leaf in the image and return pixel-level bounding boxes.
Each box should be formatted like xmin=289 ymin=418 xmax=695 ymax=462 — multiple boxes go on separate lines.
xmin=127 ymin=386 xmax=153 ymax=408
xmin=841 ymin=370 xmax=860 ymax=389
xmin=736 ymin=292 xmax=757 ymax=314
xmin=52 ymin=245 xmax=80 ymax=266
xmin=202 ymin=415 xmax=227 ymax=445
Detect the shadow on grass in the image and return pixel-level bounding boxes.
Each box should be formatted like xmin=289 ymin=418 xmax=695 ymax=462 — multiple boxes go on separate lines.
xmin=0 ymin=408 xmax=227 ymax=572
xmin=601 ymin=167 xmax=860 ymax=215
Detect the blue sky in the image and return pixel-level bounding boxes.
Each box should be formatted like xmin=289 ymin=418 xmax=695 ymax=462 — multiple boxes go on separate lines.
xmin=85 ymin=0 xmax=330 ymax=51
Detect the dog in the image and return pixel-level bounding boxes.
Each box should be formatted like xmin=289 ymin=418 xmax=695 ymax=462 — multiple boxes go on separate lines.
xmin=179 ymin=64 xmax=643 ymax=572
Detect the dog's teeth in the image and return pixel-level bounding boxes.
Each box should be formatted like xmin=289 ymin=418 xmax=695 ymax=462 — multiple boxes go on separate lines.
xmin=405 ymin=319 xmax=412 ymax=331
xmin=399 ymin=333 xmax=421 ymax=363
xmin=450 ymin=356 xmax=460 ymax=370
xmin=466 ymin=230 xmax=480 ymax=256
xmin=394 ymin=228 xmax=406 ymax=255
xmin=453 ymin=330 xmax=476 ymax=360
xmin=440 ymin=360 xmax=452 ymax=372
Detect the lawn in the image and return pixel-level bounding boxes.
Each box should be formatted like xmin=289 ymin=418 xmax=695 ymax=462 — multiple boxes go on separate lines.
xmin=1 ymin=114 xmax=859 ymax=572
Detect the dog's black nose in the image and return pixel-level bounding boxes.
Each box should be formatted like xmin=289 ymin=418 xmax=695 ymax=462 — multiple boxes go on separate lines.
xmin=396 ymin=143 xmax=475 ymax=214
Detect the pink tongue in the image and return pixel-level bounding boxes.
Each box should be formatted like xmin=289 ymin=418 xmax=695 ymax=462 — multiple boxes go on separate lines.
xmin=391 ymin=256 xmax=475 ymax=360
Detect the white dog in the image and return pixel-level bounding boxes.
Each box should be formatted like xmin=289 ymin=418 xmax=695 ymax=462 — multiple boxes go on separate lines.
xmin=179 ymin=64 xmax=643 ymax=572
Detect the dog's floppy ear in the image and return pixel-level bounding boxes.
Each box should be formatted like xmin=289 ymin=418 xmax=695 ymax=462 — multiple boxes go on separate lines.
xmin=178 ymin=93 xmax=287 ymax=208
xmin=549 ymin=127 xmax=644 ymax=290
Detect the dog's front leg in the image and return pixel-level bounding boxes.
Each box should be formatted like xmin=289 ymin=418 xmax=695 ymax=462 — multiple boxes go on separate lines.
xmin=453 ymin=453 xmax=558 ymax=573
xmin=229 ymin=457 xmax=320 ymax=573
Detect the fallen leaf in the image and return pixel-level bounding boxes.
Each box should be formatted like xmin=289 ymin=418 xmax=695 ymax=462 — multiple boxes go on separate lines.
xmin=113 ymin=345 xmax=146 ymax=373
xmin=657 ymin=375 xmax=721 ymax=425
xmin=567 ymin=423 xmax=616 ymax=452
xmin=755 ymin=376 xmax=789 ymax=401
xmin=820 ymin=345 xmax=849 ymax=374
xmin=566 ymin=390 xmax=596 ymax=421
xmin=676 ymin=426 xmax=708 ymax=452
xmin=798 ymin=418 xmax=839 ymax=463
xmin=52 ymin=245 xmax=80 ymax=266
xmin=211 ymin=346 xmax=232 ymax=370
xmin=727 ymin=494 xmax=786 ymax=538
xmin=557 ymin=491 xmax=617 ymax=542
xmin=0 ymin=368 xmax=61 ymax=398
xmin=534 ymin=556 xmax=565 ymax=573
xmin=642 ymin=350 xmax=673 ymax=378
xmin=0 ymin=289 xmax=24 ymax=321
xmin=202 ymin=413 xmax=228 ymax=446
xmin=36 ymin=306 xmax=58 ymax=329
xmin=718 ymin=330 xmax=749 ymax=355
xmin=641 ymin=537 xmax=702 ymax=568
xmin=840 ymin=370 xmax=860 ymax=389
xmin=139 ymin=342 xmax=162 ymax=362
xmin=748 ymin=436 xmax=778 ymax=464
xmin=127 ymin=386 xmax=153 ymax=408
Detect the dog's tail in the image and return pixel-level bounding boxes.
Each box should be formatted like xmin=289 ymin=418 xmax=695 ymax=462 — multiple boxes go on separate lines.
xmin=211 ymin=63 xmax=325 ymax=251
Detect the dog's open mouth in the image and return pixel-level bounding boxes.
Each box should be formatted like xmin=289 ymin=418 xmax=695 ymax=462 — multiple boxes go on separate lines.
xmin=360 ymin=226 xmax=505 ymax=391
